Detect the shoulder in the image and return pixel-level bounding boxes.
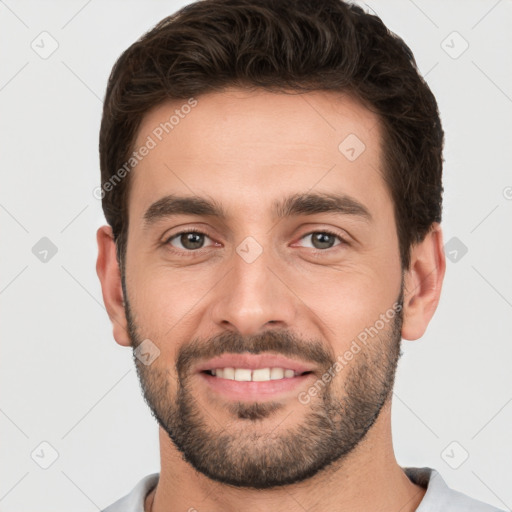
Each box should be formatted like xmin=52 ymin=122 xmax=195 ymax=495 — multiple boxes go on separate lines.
xmin=404 ymin=467 xmax=506 ymax=512
xmin=101 ymin=473 xmax=160 ymax=512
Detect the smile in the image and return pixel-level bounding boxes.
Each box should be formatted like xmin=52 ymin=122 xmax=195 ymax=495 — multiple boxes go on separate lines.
xmin=204 ymin=367 xmax=310 ymax=382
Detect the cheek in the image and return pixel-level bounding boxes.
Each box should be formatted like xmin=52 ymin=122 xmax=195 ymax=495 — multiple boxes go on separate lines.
xmin=290 ymin=262 xmax=400 ymax=347
xmin=128 ymin=265 xmax=215 ymax=357
xmin=130 ymin=264 xmax=197 ymax=318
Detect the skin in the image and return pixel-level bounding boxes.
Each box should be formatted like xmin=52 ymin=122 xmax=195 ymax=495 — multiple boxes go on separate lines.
xmin=96 ymin=88 xmax=446 ymax=512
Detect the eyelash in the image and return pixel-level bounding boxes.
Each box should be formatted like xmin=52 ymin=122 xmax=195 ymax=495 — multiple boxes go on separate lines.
xmin=163 ymin=228 xmax=348 ymax=257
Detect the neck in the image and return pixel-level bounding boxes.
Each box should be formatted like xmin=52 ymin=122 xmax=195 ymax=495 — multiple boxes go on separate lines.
xmin=148 ymin=401 xmax=426 ymax=512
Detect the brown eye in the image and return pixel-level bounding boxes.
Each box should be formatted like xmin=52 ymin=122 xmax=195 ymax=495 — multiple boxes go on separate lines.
xmin=168 ymin=231 xmax=211 ymax=251
xmin=299 ymin=231 xmax=343 ymax=250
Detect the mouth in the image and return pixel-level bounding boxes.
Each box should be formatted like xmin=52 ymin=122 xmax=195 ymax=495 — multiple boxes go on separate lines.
xmin=202 ymin=367 xmax=312 ymax=381
xmin=195 ymin=353 xmax=316 ymax=400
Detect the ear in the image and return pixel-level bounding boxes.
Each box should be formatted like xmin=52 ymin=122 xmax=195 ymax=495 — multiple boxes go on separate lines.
xmin=401 ymin=222 xmax=446 ymax=341
xmin=96 ymin=225 xmax=131 ymax=347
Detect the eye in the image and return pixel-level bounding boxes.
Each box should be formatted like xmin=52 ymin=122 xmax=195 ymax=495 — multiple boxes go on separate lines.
xmin=163 ymin=228 xmax=347 ymax=255
xmin=298 ymin=230 xmax=346 ymax=250
xmin=166 ymin=229 xmax=215 ymax=251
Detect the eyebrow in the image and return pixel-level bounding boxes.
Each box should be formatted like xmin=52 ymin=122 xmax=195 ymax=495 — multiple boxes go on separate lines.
xmin=142 ymin=191 xmax=372 ymax=229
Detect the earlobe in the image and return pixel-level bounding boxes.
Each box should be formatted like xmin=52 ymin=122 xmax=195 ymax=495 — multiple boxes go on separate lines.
xmin=96 ymin=225 xmax=131 ymax=347
xmin=401 ymin=223 xmax=446 ymax=341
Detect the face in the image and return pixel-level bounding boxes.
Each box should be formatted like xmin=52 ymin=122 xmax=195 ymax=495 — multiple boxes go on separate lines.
xmin=122 ymin=88 xmax=405 ymax=488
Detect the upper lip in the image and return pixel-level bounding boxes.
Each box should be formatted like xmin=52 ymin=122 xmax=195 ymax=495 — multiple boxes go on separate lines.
xmin=195 ymin=353 xmax=315 ymax=374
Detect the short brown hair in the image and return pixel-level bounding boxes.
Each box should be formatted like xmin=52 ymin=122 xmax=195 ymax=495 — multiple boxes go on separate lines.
xmin=99 ymin=0 xmax=444 ymax=271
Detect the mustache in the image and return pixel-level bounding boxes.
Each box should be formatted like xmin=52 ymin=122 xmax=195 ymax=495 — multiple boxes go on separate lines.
xmin=176 ymin=329 xmax=334 ymax=376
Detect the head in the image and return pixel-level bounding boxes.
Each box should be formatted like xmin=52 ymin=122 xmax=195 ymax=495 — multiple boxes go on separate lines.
xmin=96 ymin=0 xmax=445 ymax=489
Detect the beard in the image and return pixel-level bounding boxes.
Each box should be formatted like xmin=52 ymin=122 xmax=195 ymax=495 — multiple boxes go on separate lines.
xmin=124 ymin=281 xmax=403 ymax=489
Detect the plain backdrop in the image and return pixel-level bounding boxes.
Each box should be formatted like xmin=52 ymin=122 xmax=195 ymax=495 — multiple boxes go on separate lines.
xmin=1 ymin=1 xmax=511 ymax=510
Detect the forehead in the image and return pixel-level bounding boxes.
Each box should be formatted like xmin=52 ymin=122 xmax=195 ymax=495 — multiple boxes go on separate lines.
xmin=128 ymin=88 xmax=389 ymax=222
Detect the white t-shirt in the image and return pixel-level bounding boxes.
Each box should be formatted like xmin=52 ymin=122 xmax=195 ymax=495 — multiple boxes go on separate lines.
xmin=101 ymin=467 xmax=505 ymax=512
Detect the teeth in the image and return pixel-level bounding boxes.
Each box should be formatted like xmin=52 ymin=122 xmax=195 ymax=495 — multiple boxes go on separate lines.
xmin=252 ymin=368 xmax=270 ymax=381
xmin=210 ymin=367 xmax=302 ymax=382
xmin=223 ymin=367 xmax=235 ymax=380
xmin=234 ymin=368 xmax=252 ymax=381
xmin=270 ymin=367 xmax=284 ymax=380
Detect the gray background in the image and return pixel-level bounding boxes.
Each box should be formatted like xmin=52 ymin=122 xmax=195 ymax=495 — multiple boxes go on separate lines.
xmin=1 ymin=0 xmax=511 ymax=510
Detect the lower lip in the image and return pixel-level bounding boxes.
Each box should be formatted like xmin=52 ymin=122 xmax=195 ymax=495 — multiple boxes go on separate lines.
xmin=198 ymin=372 xmax=314 ymax=400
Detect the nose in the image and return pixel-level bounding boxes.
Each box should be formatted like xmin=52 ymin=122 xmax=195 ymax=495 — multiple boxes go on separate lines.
xmin=209 ymin=242 xmax=298 ymax=337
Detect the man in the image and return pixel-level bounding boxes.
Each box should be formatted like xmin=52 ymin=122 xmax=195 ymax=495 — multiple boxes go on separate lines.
xmin=96 ymin=0 xmax=503 ymax=511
